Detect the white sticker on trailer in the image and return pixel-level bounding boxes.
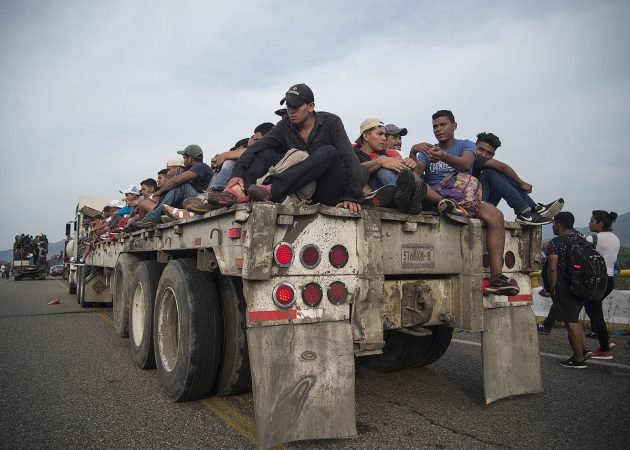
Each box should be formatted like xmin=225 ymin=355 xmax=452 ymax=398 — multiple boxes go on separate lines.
xmin=296 ymin=308 xmax=324 ymax=320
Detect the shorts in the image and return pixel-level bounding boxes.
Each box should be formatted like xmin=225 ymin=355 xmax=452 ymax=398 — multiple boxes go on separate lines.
xmin=551 ymin=280 xmax=581 ymax=323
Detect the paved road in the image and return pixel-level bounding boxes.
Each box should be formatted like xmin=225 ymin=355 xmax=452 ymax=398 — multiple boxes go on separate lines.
xmin=1 ymin=277 xmax=629 ymax=449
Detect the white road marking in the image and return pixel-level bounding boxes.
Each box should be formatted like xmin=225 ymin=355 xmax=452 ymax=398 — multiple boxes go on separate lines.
xmin=452 ymin=338 xmax=630 ymax=370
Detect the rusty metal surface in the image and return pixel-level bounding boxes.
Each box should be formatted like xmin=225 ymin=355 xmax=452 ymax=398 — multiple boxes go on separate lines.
xmin=84 ymin=272 xmax=112 ymax=303
xmin=247 ymin=322 xmax=356 ymax=449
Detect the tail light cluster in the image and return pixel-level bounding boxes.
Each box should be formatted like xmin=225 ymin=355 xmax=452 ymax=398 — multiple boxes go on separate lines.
xmin=272 ymin=280 xmax=347 ymax=308
xmin=271 ymin=241 xmax=350 ymax=309
xmin=482 ymin=251 xmax=517 ymax=269
xmin=274 ymin=242 xmax=349 ymax=270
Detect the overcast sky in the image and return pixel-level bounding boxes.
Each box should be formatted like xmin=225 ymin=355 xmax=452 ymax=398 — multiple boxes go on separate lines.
xmin=1 ymin=0 xmax=629 ymax=250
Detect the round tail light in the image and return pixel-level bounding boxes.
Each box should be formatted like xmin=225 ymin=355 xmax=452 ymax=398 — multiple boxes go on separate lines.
xmin=327 ymin=281 xmax=347 ymax=305
xmin=302 ymin=282 xmax=323 ymax=307
xmin=274 ymin=242 xmax=294 ymax=268
xmin=300 ymin=245 xmax=321 ymax=269
xmin=273 ymin=282 xmax=296 ymax=308
xmin=505 ymin=251 xmax=516 ymax=269
xmin=482 ymin=253 xmax=490 ymax=269
xmin=329 ymin=245 xmax=349 ymax=268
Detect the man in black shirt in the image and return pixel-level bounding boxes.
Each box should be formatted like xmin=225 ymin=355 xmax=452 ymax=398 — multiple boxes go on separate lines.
xmin=473 ymin=132 xmax=562 ymax=225
xmin=210 ymin=83 xmax=365 ymax=213
xmin=547 ymin=211 xmax=589 ymax=368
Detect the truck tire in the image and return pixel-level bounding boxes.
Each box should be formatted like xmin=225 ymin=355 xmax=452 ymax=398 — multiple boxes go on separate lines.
xmin=358 ymin=325 xmax=453 ymax=372
xmin=153 ymin=259 xmax=223 ymax=401
xmin=112 ymin=253 xmax=141 ymax=338
xmin=213 ymin=275 xmax=251 ymax=396
xmin=14 ymin=276 xmax=21 ymax=281
xmin=69 ymin=282 xmax=77 ymax=294
xmin=129 ymin=260 xmax=165 ymax=369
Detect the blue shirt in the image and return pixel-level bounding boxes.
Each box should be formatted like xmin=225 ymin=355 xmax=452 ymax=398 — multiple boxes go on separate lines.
xmin=416 ymin=139 xmax=476 ymax=187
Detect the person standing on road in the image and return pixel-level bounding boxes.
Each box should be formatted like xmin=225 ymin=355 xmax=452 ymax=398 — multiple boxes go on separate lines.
xmin=584 ymin=210 xmax=620 ymax=359
xmin=547 ymin=212 xmax=589 ymax=368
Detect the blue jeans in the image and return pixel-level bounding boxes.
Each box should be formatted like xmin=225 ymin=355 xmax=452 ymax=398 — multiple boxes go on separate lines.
xmin=479 ymin=169 xmax=536 ymax=214
xmin=210 ymin=160 xmax=235 ymax=190
xmin=147 ymin=182 xmax=199 ymax=221
xmin=367 ymin=157 xmax=398 ymax=190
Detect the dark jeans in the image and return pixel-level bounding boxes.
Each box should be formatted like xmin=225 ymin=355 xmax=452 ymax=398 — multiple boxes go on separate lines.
xmin=479 ymin=169 xmax=536 ymax=215
xmin=147 ymin=182 xmax=199 ymax=221
xmin=583 ymin=277 xmax=614 ymax=351
xmin=258 ymin=145 xmax=347 ymax=206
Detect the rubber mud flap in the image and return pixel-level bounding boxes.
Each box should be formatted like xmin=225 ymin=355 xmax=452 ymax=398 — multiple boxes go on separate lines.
xmin=481 ymin=306 xmax=543 ymax=404
xmin=248 ymin=322 xmax=356 ymax=449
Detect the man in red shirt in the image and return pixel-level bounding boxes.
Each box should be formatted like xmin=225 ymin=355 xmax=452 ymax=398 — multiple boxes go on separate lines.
xmin=354 ymin=118 xmax=425 ymax=213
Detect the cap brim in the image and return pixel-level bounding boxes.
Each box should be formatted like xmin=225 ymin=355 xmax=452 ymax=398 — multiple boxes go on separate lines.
xmin=399 ymin=128 xmax=408 ymax=136
xmin=176 ymin=150 xmax=186 ymax=155
xmin=282 ymin=96 xmax=307 ymax=108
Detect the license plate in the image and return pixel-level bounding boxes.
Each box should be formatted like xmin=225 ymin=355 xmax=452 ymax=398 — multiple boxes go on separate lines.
xmin=401 ymin=244 xmax=435 ymax=268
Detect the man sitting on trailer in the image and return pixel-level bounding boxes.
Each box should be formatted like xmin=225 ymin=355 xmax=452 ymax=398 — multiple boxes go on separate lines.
xmin=410 ymin=110 xmax=519 ymax=296
xmin=134 ymin=145 xmax=213 ymax=228
xmin=205 ymin=83 xmax=366 ymax=213
xmin=384 ymin=123 xmax=408 ymax=153
xmin=354 ymin=118 xmax=425 ymax=212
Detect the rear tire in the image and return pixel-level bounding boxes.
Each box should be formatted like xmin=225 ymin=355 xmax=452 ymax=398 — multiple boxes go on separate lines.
xmin=77 ymin=266 xmax=85 ymax=306
xmin=129 ymin=260 xmax=165 ymax=369
xmin=153 ymin=259 xmax=223 ymax=401
xmin=112 ymin=253 xmax=141 ymax=338
xmin=358 ymin=326 xmax=453 ymax=372
xmin=69 ymin=282 xmax=77 ymax=294
xmin=213 ymin=275 xmax=251 ymax=395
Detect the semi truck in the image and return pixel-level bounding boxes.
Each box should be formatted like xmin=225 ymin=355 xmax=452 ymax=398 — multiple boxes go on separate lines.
xmin=76 ymin=201 xmax=543 ymax=449
xmin=12 ymin=236 xmax=47 ymax=281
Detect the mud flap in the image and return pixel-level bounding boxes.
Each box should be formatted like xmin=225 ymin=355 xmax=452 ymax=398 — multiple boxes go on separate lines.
xmin=247 ymin=322 xmax=357 ymax=449
xmin=481 ymin=306 xmax=543 ymax=404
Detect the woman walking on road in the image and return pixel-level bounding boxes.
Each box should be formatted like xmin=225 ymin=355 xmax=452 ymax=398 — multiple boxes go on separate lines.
xmin=585 ymin=210 xmax=621 ymax=359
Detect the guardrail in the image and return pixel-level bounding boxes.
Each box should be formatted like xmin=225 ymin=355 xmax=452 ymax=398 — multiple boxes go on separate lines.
xmin=530 ymin=269 xmax=630 ymax=288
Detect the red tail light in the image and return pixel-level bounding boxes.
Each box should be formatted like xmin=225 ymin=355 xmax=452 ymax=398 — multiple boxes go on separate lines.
xmin=302 ymin=282 xmax=323 ymax=307
xmin=228 ymin=227 xmax=241 ymax=239
xmin=274 ymin=242 xmax=294 ymax=268
xmin=327 ymin=281 xmax=347 ymax=305
xmin=273 ymin=282 xmax=296 ymax=308
xmin=505 ymin=251 xmax=516 ymax=269
xmin=300 ymin=245 xmax=321 ymax=269
xmin=329 ymin=245 xmax=349 ymax=268
xmin=482 ymin=253 xmax=490 ymax=269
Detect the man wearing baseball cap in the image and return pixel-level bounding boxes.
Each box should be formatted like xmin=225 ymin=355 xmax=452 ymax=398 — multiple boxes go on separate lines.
xmin=384 ymin=124 xmax=408 ymax=152
xmin=208 ymin=83 xmax=365 ymax=213
xmin=134 ymin=144 xmax=213 ymax=228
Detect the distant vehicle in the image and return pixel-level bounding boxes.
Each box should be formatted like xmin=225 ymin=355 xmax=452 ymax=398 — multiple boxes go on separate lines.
xmin=49 ymin=265 xmax=64 ymax=277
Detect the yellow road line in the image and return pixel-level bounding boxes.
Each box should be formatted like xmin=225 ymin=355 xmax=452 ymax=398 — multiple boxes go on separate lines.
xmin=96 ymin=311 xmax=115 ymax=329
xmin=55 ymin=280 xmax=67 ymax=290
xmin=200 ymin=398 xmax=292 ymax=450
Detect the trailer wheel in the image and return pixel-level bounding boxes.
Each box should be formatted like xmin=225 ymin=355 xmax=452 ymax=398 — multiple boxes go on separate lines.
xmin=14 ymin=276 xmax=21 ymax=281
xmin=68 ymin=282 xmax=77 ymax=294
xmin=358 ymin=325 xmax=453 ymax=372
xmin=129 ymin=260 xmax=165 ymax=369
xmin=154 ymin=259 xmax=223 ymax=401
xmin=112 ymin=253 xmax=141 ymax=338
xmin=213 ymin=275 xmax=251 ymax=395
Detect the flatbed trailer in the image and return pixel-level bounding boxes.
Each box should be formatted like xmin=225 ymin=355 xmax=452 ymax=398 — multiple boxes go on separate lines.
xmin=80 ymin=202 xmax=543 ymax=448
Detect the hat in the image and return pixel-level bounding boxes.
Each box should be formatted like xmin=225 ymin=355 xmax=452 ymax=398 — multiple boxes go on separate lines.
xmin=384 ymin=124 xmax=408 ymax=136
xmin=177 ymin=144 xmax=203 ymax=157
xmin=275 ymin=108 xmax=288 ymax=117
xmin=107 ymin=200 xmax=126 ymax=209
xmin=279 ymin=83 xmax=314 ymax=107
xmin=166 ymin=156 xmax=186 ymax=168
xmin=356 ymin=118 xmax=385 ymax=142
xmin=119 ymin=184 xmax=140 ymax=196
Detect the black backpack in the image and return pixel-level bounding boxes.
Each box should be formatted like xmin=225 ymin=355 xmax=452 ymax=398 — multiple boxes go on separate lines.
xmin=561 ymin=235 xmax=608 ymax=302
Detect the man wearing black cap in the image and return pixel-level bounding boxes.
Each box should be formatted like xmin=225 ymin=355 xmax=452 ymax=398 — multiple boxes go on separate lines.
xmin=384 ymin=123 xmax=408 ymax=152
xmin=210 ymin=83 xmax=365 ymax=213
xmin=135 ymin=144 xmax=213 ymax=228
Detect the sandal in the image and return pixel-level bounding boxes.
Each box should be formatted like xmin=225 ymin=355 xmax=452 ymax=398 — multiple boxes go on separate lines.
xmin=163 ymin=205 xmax=197 ymax=221
xmin=207 ymin=187 xmax=250 ymax=207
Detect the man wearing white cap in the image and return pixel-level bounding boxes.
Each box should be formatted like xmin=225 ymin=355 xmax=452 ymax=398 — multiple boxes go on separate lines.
xmin=166 ymin=157 xmax=186 ymax=178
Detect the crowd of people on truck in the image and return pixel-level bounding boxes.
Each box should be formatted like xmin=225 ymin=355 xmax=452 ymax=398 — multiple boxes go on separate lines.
xmin=75 ymin=83 xmax=621 ymax=366
xmin=13 ymin=233 xmax=48 ymax=266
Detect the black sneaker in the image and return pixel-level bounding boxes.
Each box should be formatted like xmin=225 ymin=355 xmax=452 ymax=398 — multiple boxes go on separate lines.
xmin=534 ymin=198 xmax=564 ymax=218
xmin=393 ymin=169 xmax=415 ymax=210
xmin=585 ymin=330 xmax=598 ymax=339
xmin=484 ymin=274 xmax=520 ymax=296
xmin=364 ymin=184 xmax=396 ymax=207
xmin=516 ymin=211 xmax=553 ymax=226
xmin=537 ymin=324 xmax=551 ymax=335
xmin=135 ymin=217 xmax=157 ymax=229
xmin=558 ymin=357 xmax=587 ymax=369
xmin=405 ymin=180 xmax=427 ymax=214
